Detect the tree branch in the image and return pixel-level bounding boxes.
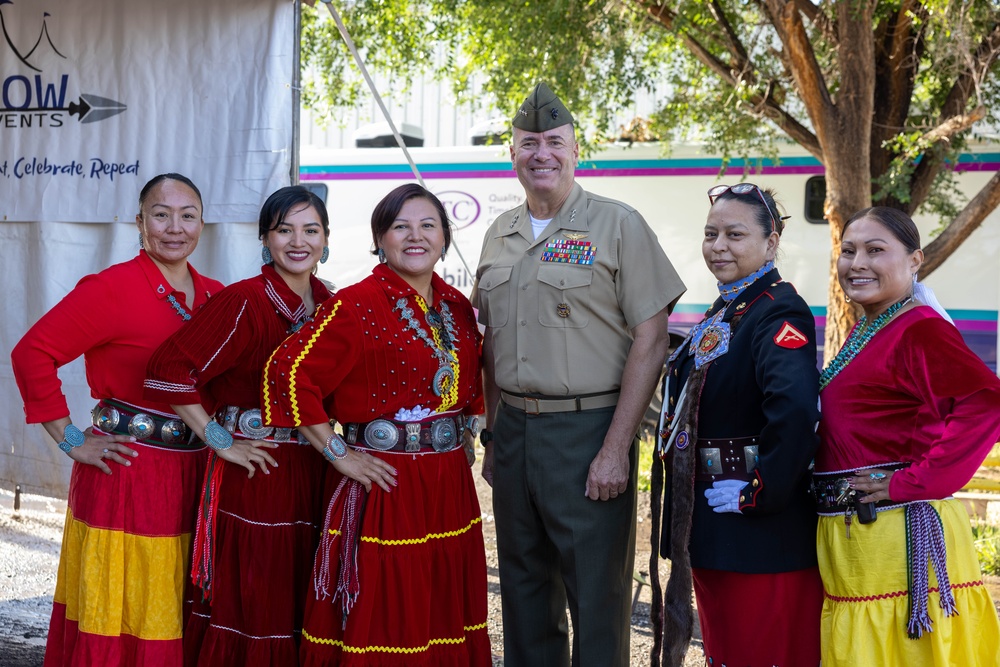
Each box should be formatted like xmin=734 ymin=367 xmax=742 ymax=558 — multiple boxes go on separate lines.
xmin=921 ymin=169 xmax=1000 ymax=277
xmin=638 ymin=0 xmax=821 ymax=157
xmin=763 ymin=1 xmax=835 ymax=147
xmin=906 ymin=22 xmax=1000 ymax=211
xmin=791 ymin=0 xmax=836 ymax=44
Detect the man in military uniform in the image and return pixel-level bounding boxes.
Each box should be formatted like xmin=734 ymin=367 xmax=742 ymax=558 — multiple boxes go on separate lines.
xmin=472 ymin=82 xmax=686 ymax=666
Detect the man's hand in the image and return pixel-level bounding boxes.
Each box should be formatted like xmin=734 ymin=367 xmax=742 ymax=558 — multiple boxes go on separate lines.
xmin=481 ymin=443 xmax=495 ymax=487
xmin=585 ymin=444 xmax=629 ymax=501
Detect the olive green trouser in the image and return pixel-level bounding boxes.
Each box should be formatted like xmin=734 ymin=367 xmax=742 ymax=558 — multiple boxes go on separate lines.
xmin=493 ymin=401 xmax=638 ymax=667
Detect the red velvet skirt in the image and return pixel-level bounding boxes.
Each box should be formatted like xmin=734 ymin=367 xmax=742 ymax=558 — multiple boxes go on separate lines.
xmin=184 ymin=441 xmax=326 ymax=667
xmin=693 ymin=566 xmax=823 ymax=667
xmin=300 ymin=447 xmax=491 ymax=667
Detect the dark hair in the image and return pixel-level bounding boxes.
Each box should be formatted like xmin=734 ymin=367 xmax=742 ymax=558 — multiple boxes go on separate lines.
xmin=370 ymin=184 xmax=452 ymax=254
xmin=258 ymin=186 xmax=330 ymax=239
xmin=713 ymin=185 xmax=785 ymax=237
xmin=844 ymin=206 xmax=921 ymax=253
xmin=139 ymin=173 xmax=203 ymax=212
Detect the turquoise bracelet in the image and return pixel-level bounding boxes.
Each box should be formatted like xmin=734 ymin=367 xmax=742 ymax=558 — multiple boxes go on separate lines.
xmin=57 ymin=424 xmax=85 ymax=455
xmin=322 ymin=433 xmax=348 ymax=462
xmin=204 ymin=421 xmax=234 ymax=451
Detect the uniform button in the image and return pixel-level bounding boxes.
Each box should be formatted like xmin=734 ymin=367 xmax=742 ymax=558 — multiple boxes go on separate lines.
xmin=521 ymin=285 xmax=527 ymax=291
xmin=752 ymin=479 xmax=759 ymax=487
xmin=520 ymin=320 xmax=526 ymax=326
xmin=521 ymin=356 xmax=527 ymax=362
xmin=739 ymin=495 xmax=745 ymax=503
xmin=559 ymin=279 xmax=565 ymax=286
xmin=527 ymin=250 xmax=533 ymax=256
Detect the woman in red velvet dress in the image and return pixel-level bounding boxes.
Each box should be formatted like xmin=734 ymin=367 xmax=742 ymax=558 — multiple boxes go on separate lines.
xmin=144 ymin=186 xmax=336 ymax=666
xmin=263 ymin=183 xmax=490 ymax=666
xmin=11 ymin=174 xmax=223 ymax=666
xmin=814 ymin=206 xmax=1000 ymax=666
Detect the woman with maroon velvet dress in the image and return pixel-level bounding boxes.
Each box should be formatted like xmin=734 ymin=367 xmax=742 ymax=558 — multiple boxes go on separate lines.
xmin=145 ymin=186 xmax=338 ymax=666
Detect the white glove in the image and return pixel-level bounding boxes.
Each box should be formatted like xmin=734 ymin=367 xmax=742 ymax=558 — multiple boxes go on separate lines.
xmin=704 ymin=479 xmax=748 ymax=514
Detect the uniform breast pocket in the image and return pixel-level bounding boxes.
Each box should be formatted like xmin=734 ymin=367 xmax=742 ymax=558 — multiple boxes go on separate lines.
xmin=537 ymin=264 xmax=592 ymax=328
xmin=478 ymin=266 xmax=514 ymax=328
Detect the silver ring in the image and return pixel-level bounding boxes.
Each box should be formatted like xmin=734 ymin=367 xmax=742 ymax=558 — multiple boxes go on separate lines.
xmin=102 ymin=448 xmax=109 ymax=457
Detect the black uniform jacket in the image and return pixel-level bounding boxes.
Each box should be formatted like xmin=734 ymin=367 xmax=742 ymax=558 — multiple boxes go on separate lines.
xmin=660 ymin=269 xmax=820 ymax=573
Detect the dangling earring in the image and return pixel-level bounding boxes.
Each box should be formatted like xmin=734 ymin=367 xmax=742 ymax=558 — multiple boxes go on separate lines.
xmin=262 ymin=246 xmax=272 ymax=264
xmin=440 ymin=248 xmax=447 ymax=261
xmin=138 ymin=232 xmax=144 ymax=249
xmin=377 ymin=248 xmax=387 ymax=264
xmin=320 ymin=247 xmax=330 ymax=264
xmin=844 ymin=294 xmax=851 ymax=303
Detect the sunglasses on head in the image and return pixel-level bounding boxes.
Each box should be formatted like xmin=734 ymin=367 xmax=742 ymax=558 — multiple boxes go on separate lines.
xmin=707 ymin=183 xmax=778 ymax=233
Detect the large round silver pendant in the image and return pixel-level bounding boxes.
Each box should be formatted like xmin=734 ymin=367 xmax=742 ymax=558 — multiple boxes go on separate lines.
xmin=433 ymin=366 xmax=455 ymax=397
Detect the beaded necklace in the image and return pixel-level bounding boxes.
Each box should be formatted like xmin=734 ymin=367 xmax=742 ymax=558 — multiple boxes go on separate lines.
xmin=166 ymin=294 xmax=192 ymax=321
xmin=393 ymin=296 xmax=460 ymax=411
xmin=819 ymin=296 xmax=911 ymax=390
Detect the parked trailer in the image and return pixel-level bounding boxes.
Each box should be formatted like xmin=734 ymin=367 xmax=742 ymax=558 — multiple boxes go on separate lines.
xmin=301 ymin=141 xmax=1000 ymax=370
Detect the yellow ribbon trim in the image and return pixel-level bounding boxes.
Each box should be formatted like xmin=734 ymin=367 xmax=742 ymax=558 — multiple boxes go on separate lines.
xmin=302 ymin=622 xmax=488 ymax=653
xmin=263 ymin=299 xmax=341 ymax=425
xmin=358 ymin=515 xmax=481 ymax=545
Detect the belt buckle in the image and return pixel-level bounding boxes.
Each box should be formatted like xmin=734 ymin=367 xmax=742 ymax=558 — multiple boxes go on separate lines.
xmin=523 ymin=397 xmax=541 ymax=415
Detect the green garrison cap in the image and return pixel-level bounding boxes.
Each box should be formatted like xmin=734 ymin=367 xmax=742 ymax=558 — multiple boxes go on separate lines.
xmin=512 ymin=82 xmax=574 ymax=132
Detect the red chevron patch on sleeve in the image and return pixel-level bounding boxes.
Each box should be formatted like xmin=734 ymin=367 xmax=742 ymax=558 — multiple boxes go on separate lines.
xmin=773 ymin=321 xmax=809 ymax=349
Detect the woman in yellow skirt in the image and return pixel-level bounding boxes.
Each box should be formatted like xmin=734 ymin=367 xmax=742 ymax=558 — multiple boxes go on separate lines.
xmin=814 ymin=206 xmax=1000 ymax=666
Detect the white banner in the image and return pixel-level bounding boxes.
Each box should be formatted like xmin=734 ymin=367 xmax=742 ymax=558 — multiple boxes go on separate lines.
xmin=0 ymin=0 xmax=294 ymax=223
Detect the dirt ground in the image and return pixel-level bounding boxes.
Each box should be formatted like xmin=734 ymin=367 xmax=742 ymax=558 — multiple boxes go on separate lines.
xmin=0 ymin=458 xmax=705 ymax=667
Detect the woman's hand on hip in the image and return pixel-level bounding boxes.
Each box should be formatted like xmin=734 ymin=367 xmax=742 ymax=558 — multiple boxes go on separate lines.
xmin=72 ymin=427 xmax=138 ymax=475
xmin=216 ymin=439 xmax=279 ymax=478
xmin=332 ymin=449 xmax=398 ymax=493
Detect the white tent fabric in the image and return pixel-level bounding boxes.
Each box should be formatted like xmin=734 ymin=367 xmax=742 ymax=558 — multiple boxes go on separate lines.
xmin=0 ymin=0 xmax=295 ymax=496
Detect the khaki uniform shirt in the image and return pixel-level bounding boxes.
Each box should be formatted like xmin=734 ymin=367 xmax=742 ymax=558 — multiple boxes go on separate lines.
xmin=472 ymin=183 xmax=686 ymax=396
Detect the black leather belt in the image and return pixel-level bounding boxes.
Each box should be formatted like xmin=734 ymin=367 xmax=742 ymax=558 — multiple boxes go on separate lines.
xmin=92 ymin=399 xmax=201 ymax=450
xmin=343 ymin=416 xmax=462 ymax=453
xmin=812 ymin=464 xmax=910 ymax=515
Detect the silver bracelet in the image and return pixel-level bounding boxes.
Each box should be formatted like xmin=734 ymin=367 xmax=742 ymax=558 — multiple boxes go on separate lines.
xmin=322 ymin=433 xmax=348 ymax=462
xmin=58 ymin=424 xmax=86 ymax=455
xmin=204 ymin=421 xmax=234 ymax=451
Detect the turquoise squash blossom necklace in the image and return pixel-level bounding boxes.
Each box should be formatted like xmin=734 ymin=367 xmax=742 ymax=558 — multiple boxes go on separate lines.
xmin=819 ymin=296 xmax=911 ymax=390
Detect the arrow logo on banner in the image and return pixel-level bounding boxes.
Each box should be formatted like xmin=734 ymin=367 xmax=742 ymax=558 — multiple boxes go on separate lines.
xmin=67 ymin=94 xmax=128 ymax=123
xmin=10 ymin=95 xmax=128 ymax=123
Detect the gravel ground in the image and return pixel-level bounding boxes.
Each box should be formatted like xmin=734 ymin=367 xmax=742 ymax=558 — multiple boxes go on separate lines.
xmin=0 ymin=462 xmax=707 ymax=667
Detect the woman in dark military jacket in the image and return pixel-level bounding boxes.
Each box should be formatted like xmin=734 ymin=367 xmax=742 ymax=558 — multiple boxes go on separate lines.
xmin=651 ymin=184 xmax=823 ymax=667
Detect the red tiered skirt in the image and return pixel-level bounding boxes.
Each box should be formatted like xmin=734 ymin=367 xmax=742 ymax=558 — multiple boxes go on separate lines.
xmin=300 ymin=446 xmax=491 ymax=666
xmin=44 ymin=439 xmax=207 ymax=667
xmin=184 ymin=441 xmax=326 ymax=667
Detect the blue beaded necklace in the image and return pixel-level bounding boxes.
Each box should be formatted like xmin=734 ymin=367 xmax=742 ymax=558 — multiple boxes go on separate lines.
xmin=819 ymin=296 xmax=911 ymax=389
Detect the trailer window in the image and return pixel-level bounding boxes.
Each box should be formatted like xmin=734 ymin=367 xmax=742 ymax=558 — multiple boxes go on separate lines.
xmin=805 ymin=176 xmax=826 ymax=224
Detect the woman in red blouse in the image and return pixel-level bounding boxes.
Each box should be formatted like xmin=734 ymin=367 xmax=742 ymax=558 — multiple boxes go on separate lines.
xmin=11 ymin=173 xmax=224 ymax=667
xmin=144 ymin=186 xmax=344 ymax=666
xmin=263 ymin=183 xmax=490 ymax=666
xmin=815 ymin=207 xmax=1000 ymax=665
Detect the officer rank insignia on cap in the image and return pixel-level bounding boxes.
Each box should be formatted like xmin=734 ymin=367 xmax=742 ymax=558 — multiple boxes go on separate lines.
xmin=512 ymin=82 xmax=575 ymax=132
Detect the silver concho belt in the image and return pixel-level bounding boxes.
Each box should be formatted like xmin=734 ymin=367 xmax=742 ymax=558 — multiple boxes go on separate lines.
xmin=91 ymin=399 xmax=196 ymax=449
xmin=346 ymin=417 xmax=460 ymax=453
